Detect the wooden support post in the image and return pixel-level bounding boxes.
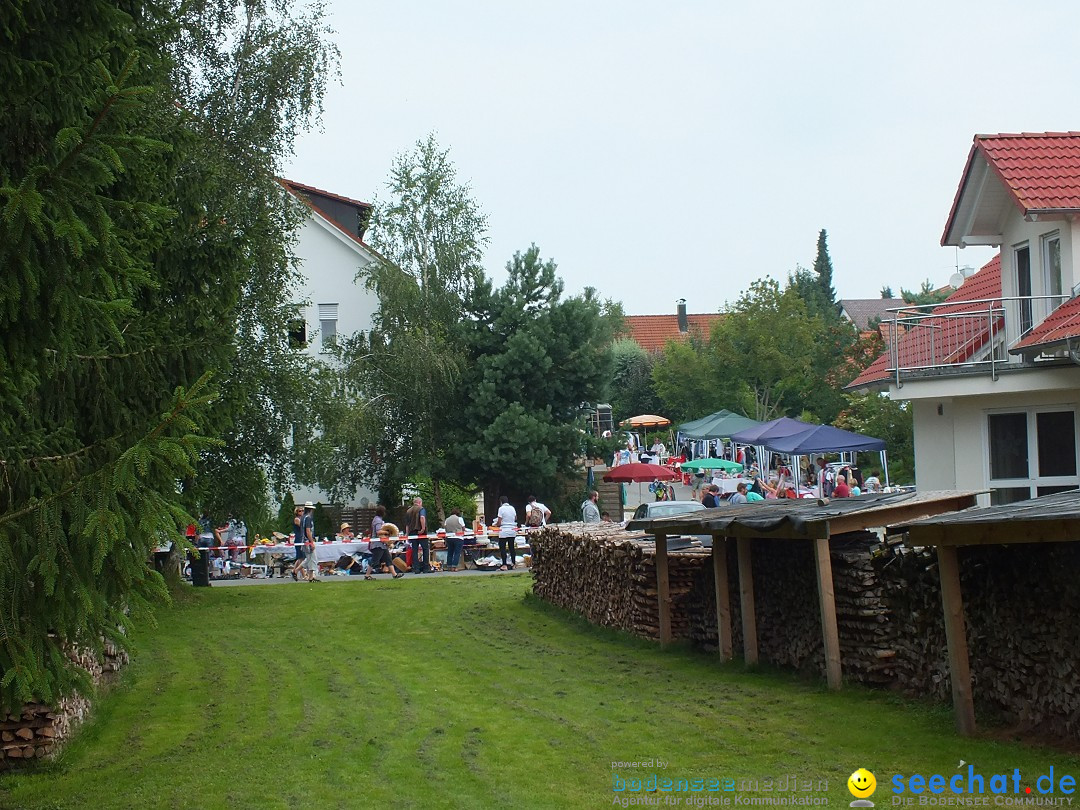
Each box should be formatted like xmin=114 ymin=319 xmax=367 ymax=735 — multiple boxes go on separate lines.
xmin=736 ymin=537 xmax=757 ymax=665
xmin=937 ymin=544 xmax=976 ymax=735
xmin=712 ymin=535 xmax=732 ymax=662
xmin=655 ymin=532 xmax=672 ymax=646
xmin=813 ymin=537 xmax=843 ymax=690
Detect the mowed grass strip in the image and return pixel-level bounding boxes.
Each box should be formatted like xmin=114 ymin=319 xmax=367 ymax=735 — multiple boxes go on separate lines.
xmin=1 ymin=574 xmax=1077 ymax=809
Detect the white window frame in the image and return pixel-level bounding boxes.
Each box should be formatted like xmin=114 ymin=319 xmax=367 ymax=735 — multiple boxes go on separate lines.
xmin=318 ymin=303 xmax=339 ymax=352
xmin=1013 ymin=241 xmax=1033 ymax=339
xmin=1042 ymin=230 xmax=1062 ymax=304
xmin=984 ymin=404 xmax=1080 ymax=501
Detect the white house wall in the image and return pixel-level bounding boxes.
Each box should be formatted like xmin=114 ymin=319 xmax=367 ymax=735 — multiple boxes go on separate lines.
xmin=912 ymin=399 xmax=958 ymax=491
xmin=912 ymin=384 xmax=1080 ymax=505
xmin=291 ymin=212 xmax=381 ymax=509
xmin=293 ymin=214 xmax=380 ymax=359
xmin=998 ymin=213 xmax=1075 ymax=317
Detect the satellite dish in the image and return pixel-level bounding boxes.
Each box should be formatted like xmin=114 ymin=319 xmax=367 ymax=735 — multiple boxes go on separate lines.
xmin=360 ymin=497 xmax=370 ymax=507
xmin=949 ymin=272 xmax=965 ymax=289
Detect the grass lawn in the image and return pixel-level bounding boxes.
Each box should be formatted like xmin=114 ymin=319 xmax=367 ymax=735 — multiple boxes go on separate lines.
xmin=1 ymin=574 xmax=1077 ymax=809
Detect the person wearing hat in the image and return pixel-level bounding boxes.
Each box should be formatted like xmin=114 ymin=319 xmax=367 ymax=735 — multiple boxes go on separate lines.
xmin=337 ymin=522 xmax=354 ymax=541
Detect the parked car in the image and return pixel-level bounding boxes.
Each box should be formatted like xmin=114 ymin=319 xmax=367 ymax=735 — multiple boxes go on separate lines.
xmin=631 ymin=500 xmax=706 ymax=521
xmin=628 ymin=500 xmax=712 ymax=547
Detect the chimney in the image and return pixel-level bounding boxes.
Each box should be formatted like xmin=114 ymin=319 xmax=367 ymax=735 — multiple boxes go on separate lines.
xmin=677 ymin=299 xmax=688 ymax=333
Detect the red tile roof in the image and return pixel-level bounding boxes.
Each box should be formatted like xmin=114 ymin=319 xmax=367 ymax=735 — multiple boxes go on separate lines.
xmin=846 ymin=255 xmax=1002 ymax=389
xmin=943 ymin=133 xmax=1080 ymax=244
xmin=978 ymin=132 xmax=1080 ymax=211
xmin=624 ymin=314 xmax=723 ymax=353
xmin=1011 ymin=295 xmax=1080 ymax=354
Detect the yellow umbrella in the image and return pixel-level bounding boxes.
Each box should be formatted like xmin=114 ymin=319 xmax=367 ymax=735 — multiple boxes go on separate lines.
xmin=620 ymin=414 xmax=671 ymax=428
xmin=619 ymin=414 xmax=672 ymax=449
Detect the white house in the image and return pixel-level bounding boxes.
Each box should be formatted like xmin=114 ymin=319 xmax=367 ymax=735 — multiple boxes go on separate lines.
xmin=280 ymin=179 xmax=383 ymax=508
xmin=849 ymin=132 xmax=1080 ymax=505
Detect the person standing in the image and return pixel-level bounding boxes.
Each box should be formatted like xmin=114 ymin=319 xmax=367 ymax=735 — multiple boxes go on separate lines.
xmin=443 ymin=507 xmax=466 ymax=571
xmin=406 ymin=497 xmax=430 ymax=574
xmin=524 ymin=495 xmax=551 ymax=528
xmin=864 ymin=470 xmax=882 ymax=493
xmin=494 ymin=496 xmax=518 ymax=571
xmin=290 ymin=504 xmax=306 ymax=580
xmin=701 ymin=485 xmax=720 ymax=508
xmin=298 ymin=502 xmax=318 ymax=581
xmin=728 ymin=482 xmax=749 ymax=504
xmin=832 ymin=475 xmax=851 ymax=498
xmin=581 ymin=491 xmax=601 ymax=523
xmin=370 ymin=504 xmax=386 ymax=538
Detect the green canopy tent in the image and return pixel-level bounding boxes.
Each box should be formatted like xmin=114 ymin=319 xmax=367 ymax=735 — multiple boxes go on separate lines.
xmin=677 ymin=410 xmax=762 ymax=440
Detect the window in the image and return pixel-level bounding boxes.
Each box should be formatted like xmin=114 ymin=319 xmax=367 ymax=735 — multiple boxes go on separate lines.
xmin=1015 ymin=244 xmax=1032 ymax=335
xmin=287 ymin=318 xmax=307 ymax=349
xmin=987 ymin=407 xmax=1079 ymax=503
xmin=1043 ymin=232 xmax=1062 ymax=299
xmin=318 ymin=303 xmax=338 ymax=351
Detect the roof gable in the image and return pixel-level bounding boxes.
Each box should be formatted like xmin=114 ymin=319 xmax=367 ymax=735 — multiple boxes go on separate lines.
xmin=280 ymin=178 xmax=373 ymax=244
xmin=943 ymin=133 xmax=1080 ymax=246
xmin=839 ymin=298 xmax=907 ymax=331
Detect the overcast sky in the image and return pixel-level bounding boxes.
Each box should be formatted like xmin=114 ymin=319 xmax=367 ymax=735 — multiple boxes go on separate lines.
xmin=286 ymin=0 xmax=1076 ymax=316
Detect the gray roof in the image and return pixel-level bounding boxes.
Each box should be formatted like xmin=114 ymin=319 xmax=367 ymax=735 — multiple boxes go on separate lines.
xmin=626 ymin=490 xmax=980 ymax=540
xmin=902 ymin=489 xmax=1080 ymax=545
xmin=839 ymin=298 xmax=906 ymax=330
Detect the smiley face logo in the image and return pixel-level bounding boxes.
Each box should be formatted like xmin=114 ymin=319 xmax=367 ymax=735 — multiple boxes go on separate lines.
xmin=848 ymin=768 xmax=877 ymax=799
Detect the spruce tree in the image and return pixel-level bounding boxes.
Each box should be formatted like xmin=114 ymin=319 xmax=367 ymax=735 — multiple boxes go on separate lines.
xmin=812 ymin=228 xmax=839 ymax=321
xmin=0 ymin=0 xmax=337 ymax=709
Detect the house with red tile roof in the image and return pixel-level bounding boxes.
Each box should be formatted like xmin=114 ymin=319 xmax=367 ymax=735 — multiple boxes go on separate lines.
xmin=624 ymin=300 xmax=723 ymax=352
xmin=280 ymin=178 xmax=384 ymax=508
xmin=849 ymin=133 xmax=1080 ymax=504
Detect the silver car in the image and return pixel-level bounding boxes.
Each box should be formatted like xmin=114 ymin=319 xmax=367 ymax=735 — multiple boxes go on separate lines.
xmin=629 ymin=500 xmax=712 ymax=547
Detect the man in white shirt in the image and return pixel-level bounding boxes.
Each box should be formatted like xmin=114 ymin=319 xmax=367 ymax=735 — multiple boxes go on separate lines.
xmin=524 ymin=495 xmax=552 ymax=528
xmin=494 ymin=496 xmax=518 ymax=571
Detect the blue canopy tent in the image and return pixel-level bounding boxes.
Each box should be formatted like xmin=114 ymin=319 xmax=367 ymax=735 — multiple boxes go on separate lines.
xmin=728 ymin=416 xmax=815 ymax=444
xmin=728 ymin=417 xmax=816 ymax=483
xmin=765 ymin=424 xmax=889 ymax=491
xmin=765 ymin=425 xmax=886 ymax=454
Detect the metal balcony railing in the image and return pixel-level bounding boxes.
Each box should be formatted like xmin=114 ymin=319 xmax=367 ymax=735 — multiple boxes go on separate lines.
xmin=884 ymin=294 xmax=1069 ymax=385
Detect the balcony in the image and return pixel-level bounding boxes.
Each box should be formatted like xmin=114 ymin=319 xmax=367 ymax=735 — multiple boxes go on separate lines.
xmin=884 ymin=294 xmax=1071 ymax=385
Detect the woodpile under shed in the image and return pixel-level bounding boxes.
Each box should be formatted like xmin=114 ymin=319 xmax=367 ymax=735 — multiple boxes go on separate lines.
xmin=531 ymin=522 xmax=1080 ymax=741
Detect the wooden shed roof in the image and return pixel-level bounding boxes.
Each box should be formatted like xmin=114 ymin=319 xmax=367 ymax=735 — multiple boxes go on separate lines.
xmin=902 ymin=489 xmax=1080 ymax=546
xmin=626 ymin=490 xmax=981 ymax=540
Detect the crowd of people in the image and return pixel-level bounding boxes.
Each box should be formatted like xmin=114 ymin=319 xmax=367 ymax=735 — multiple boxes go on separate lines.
xmin=266 ymin=495 xmax=560 ymax=581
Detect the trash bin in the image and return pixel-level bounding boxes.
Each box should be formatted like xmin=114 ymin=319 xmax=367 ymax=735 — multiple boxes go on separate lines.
xmin=191 ymin=549 xmax=211 ymax=587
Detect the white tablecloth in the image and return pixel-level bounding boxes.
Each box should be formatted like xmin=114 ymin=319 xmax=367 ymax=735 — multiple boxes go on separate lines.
xmin=253 ymin=541 xmax=369 ymax=563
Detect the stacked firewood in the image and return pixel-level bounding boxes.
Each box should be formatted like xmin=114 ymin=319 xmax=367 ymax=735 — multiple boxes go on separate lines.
xmin=0 ymin=638 xmax=129 ymax=767
xmin=531 ymin=525 xmax=711 ymax=640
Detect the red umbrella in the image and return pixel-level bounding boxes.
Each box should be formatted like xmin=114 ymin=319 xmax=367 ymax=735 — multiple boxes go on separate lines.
xmin=603 ymin=463 xmax=678 ymax=483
